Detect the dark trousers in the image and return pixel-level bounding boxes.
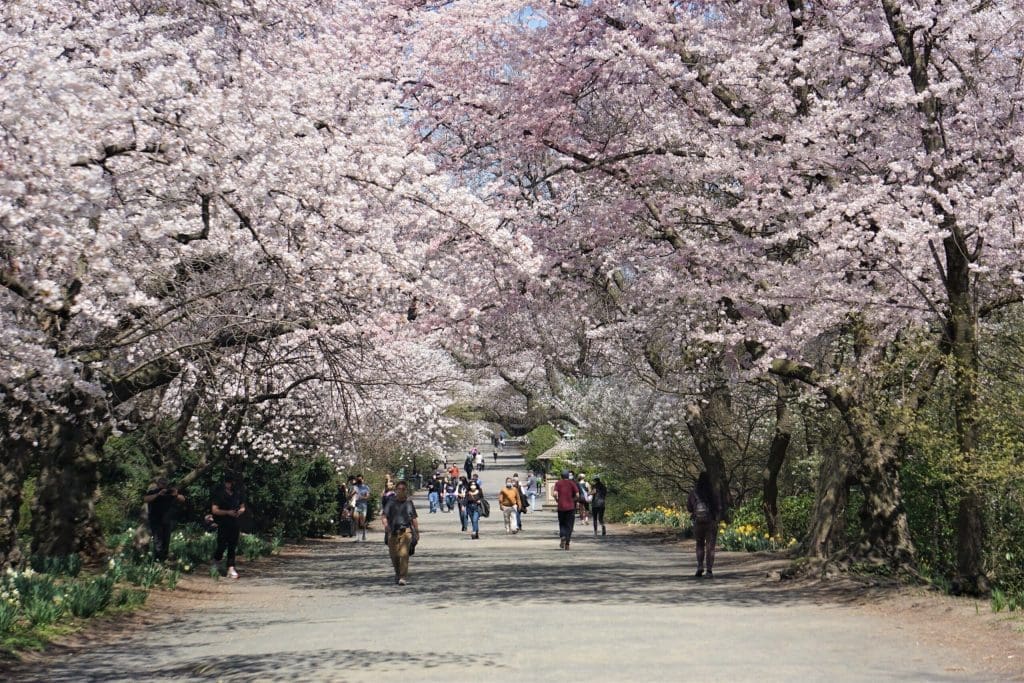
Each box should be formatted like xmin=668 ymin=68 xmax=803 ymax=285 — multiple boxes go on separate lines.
xmin=592 ymin=506 xmax=606 ymax=532
xmin=694 ymin=520 xmax=719 ymax=570
xmin=149 ymin=518 xmax=172 ymax=561
xmin=214 ymin=522 xmax=240 ymax=567
xmin=557 ymin=509 xmax=576 ymax=541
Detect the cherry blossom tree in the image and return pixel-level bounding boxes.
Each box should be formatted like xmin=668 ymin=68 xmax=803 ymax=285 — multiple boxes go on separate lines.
xmin=0 ymin=0 xmax=524 ymax=565
xmin=405 ymin=0 xmax=1024 ymax=590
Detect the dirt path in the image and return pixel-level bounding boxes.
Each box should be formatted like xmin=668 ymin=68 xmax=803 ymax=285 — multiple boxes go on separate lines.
xmin=8 ymin=448 xmax=1024 ymax=681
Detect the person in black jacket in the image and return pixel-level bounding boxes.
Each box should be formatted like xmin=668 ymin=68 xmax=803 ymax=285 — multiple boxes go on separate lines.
xmin=591 ymin=476 xmax=608 ymax=537
xmin=143 ymin=477 xmax=185 ymax=561
xmin=212 ymin=474 xmax=246 ymax=579
xmin=686 ymin=472 xmax=722 ymax=578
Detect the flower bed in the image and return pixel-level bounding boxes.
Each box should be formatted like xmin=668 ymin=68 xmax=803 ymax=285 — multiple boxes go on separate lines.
xmin=716 ymin=522 xmax=797 ymax=552
xmin=624 ymin=505 xmax=689 ymax=529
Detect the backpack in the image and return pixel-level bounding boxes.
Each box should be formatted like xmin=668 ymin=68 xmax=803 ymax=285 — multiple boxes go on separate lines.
xmin=693 ymin=496 xmax=711 ymax=523
xmin=480 ymin=497 xmax=491 ymax=518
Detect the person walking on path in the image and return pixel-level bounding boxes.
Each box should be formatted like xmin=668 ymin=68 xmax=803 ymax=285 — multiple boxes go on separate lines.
xmin=456 ymin=476 xmax=470 ymax=531
xmin=577 ymin=474 xmax=591 ymax=524
xmin=464 ymin=453 xmax=474 ymax=481
xmin=590 ymin=476 xmax=608 ymax=536
xmin=427 ymin=475 xmax=442 ymax=513
xmin=211 ymin=474 xmax=246 ymax=579
xmin=382 ymin=480 xmax=419 ymax=586
xmin=475 ymin=448 xmax=485 ymax=472
xmin=444 ymin=478 xmax=457 ymax=512
xmin=464 ymin=480 xmax=484 ymax=539
xmin=499 ymin=477 xmax=523 ymax=534
xmin=686 ymin=471 xmax=722 ymax=578
xmin=353 ymin=475 xmax=371 ymax=541
xmin=552 ymin=470 xmax=580 ymax=550
xmin=525 ymin=472 xmax=539 ymax=511
xmin=514 ymin=475 xmax=528 ymax=529
xmin=144 ymin=477 xmax=185 ymax=561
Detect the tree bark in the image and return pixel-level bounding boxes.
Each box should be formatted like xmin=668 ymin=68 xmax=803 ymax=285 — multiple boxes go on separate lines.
xmin=844 ymin=409 xmax=916 ymax=569
xmin=685 ymin=401 xmax=731 ymax=515
xmin=762 ymin=380 xmax=795 ymax=536
xmin=804 ymin=443 xmax=852 ymax=559
xmin=0 ymin=403 xmax=55 ymax=568
xmin=944 ymin=231 xmax=988 ymax=594
xmin=29 ymin=398 xmax=109 ymax=560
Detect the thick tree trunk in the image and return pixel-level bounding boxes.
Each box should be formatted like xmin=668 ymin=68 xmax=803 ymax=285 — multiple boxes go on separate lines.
xmin=0 ymin=404 xmax=56 ymax=568
xmin=685 ymin=402 xmax=731 ymax=515
xmin=945 ymin=232 xmax=988 ymax=594
xmin=0 ymin=451 xmax=28 ymax=570
xmin=30 ymin=402 xmax=108 ymax=560
xmin=844 ymin=411 xmax=916 ymax=570
xmin=804 ymin=443 xmax=851 ymax=559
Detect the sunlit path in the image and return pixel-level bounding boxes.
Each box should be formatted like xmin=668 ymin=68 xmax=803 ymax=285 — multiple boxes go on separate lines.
xmin=15 ymin=445 xmax=996 ymax=682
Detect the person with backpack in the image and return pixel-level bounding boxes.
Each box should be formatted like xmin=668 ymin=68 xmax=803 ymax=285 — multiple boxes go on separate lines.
xmin=591 ymin=476 xmax=608 ymax=537
xmin=381 ymin=480 xmax=419 ymax=586
xmin=686 ymin=472 xmax=723 ymax=578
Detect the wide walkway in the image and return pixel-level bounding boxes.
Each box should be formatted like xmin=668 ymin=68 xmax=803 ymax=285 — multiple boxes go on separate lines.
xmin=18 ymin=447 xmax=1004 ymax=681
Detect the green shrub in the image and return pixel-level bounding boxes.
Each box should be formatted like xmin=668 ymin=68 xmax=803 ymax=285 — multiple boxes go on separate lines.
xmin=29 ymin=554 xmax=83 ymax=578
xmin=523 ymin=425 xmax=560 ymax=473
xmin=64 ymin=576 xmax=114 ymax=618
xmin=0 ymin=600 xmax=18 ymax=633
xmin=23 ymin=591 xmax=64 ymax=627
xmin=168 ymin=530 xmax=217 ymax=571
xmin=239 ymin=534 xmax=274 ymax=562
xmin=115 ymin=588 xmax=147 ymax=608
xmin=122 ymin=560 xmax=167 ymax=589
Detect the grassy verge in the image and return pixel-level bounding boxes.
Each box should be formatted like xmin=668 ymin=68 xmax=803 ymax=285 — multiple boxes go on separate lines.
xmin=1 ymin=529 xmax=280 ymax=659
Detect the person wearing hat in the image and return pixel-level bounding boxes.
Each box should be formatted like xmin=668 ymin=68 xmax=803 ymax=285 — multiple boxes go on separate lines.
xmin=211 ymin=474 xmax=246 ymax=579
xmin=143 ymin=476 xmax=185 ymax=561
xmin=552 ymin=470 xmax=580 ymax=550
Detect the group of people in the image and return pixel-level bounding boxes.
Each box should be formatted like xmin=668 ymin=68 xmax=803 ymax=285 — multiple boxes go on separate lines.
xmin=551 ymin=470 xmax=608 ymax=550
xmin=143 ymin=473 xmax=247 ymax=579
xmin=143 ymin=450 xmax=722 ymax=587
xmin=337 ymin=474 xmax=372 ymax=541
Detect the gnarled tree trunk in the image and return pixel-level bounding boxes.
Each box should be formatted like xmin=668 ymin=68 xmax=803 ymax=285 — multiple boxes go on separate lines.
xmin=30 ymin=397 xmax=109 ymax=560
xmin=843 ymin=409 xmax=916 ymax=570
xmin=804 ymin=443 xmax=852 ymax=559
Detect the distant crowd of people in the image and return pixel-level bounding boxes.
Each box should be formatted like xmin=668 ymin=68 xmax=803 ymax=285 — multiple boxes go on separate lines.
xmin=142 ymin=437 xmax=721 ymax=586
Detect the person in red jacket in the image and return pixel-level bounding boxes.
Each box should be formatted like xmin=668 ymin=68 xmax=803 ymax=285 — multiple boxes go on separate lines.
xmin=552 ymin=470 xmax=580 ymax=550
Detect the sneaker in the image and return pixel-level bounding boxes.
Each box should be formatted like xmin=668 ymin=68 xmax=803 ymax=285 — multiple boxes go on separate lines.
xmin=227 ymin=567 xmax=239 ymax=579
xmin=706 ymin=570 xmax=714 ymax=578
xmin=564 ymin=541 xmax=570 ymax=551
xmin=559 ymin=538 xmax=566 ymax=549
xmin=602 ymin=525 xmax=606 ymax=536
xmin=695 ymin=569 xmax=704 ymax=577
xmin=398 ymin=578 xmax=407 ymax=586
